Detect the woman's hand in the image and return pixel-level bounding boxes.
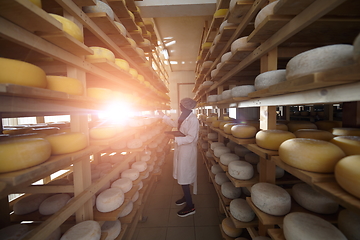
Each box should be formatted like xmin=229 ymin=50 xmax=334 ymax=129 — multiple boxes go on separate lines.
xmin=157 ymin=110 xmax=165 ymax=117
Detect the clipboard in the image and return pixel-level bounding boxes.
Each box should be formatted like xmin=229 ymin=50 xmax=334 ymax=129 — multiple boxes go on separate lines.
xmin=164 ymin=131 xmax=186 ymax=137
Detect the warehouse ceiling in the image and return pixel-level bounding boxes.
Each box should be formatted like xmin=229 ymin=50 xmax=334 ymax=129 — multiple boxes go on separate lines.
xmin=137 ymin=0 xmax=216 ymax=72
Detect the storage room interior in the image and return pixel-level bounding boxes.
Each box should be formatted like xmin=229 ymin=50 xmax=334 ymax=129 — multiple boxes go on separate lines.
xmin=0 ymin=0 xmax=360 ymax=240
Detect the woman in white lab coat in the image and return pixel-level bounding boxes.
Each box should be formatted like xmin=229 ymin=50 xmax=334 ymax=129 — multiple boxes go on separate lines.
xmin=158 ymin=97 xmax=199 ymax=217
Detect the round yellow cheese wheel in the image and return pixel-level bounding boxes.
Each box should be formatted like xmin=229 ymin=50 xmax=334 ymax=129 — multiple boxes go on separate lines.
xmin=335 ymin=155 xmax=360 ymax=198
xmin=0 ymin=57 xmax=47 ymax=88
xmin=219 ymin=121 xmax=232 ymax=130
xmin=221 ymin=217 xmax=242 ymax=238
xmin=331 ymin=136 xmax=360 ymax=155
xmin=214 ymin=9 xmax=228 ymax=17
xmin=206 ymin=116 xmax=218 ymax=123
xmin=294 ymin=129 xmax=334 ymax=141
xmin=49 ymin=14 xmax=83 ymax=42
xmin=256 ymin=130 xmax=296 ymax=150
xmin=276 ymin=123 xmax=288 ymax=131
xmin=90 ymin=126 xmax=118 ymax=140
xmin=136 ymin=47 xmax=145 ymax=57
xmin=86 ymin=47 xmax=115 ymax=62
xmin=223 ymin=123 xmax=238 ymax=134
xmin=315 ymin=120 xmax=342 ymax=131
xmin=0 ymin=138 xmax=51 ymax=173
xmin=127 ymin=37 xmax=136 ymax=47
xmin=279 ymin=138 xmax=346 ymax=173
xmin=129 ymin=68 xmax=138 ymax=78
xmin=332 ymin=128 xmax=360 ymax=136
xmin=46 ymin=76 xmax=83 ymax=95
xmin=287 ymin=121 xmax=317 ymax=132
xmin=87 ymin=88 xmax=112 ymax=101
xmin=115 ymin=58 xmax=130 ymax=71
xmin=29 ymin=0 xmax=42 ymax=8
xmin=211 ymin=120 xmax=223 ymax=128
xmin=202 ymin=42 xmax=212 ymax=48
xmin=45 ymin=132 xmax=87 ymax=155
xmin=231 ymin=125 xmax=257 ymax=138
xmin=137 ymin=74 xmax=144 ymax=83
xmin=128 ymin=10 xmax=135 ymax=21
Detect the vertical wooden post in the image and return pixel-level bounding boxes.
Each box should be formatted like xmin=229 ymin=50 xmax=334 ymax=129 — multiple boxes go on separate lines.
xmin=260 ymin=106 xmax=277 ymax=130
xmin=0 ymin=196 xmax=10 ymax=228
xmin=342 ymin=101 xmax=360 ymax=127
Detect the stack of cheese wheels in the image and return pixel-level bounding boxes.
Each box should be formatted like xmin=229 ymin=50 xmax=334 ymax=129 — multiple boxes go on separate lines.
xmin=331 ymin=136 xmax=360 ymax=155
xmin=49 ymin=14 xmax=84 ymax=42
xmin=251 ymin=182 xmax=291 ymax=216
xmin=13 ymin=193 xmax=51 ymax=215
xmin=82 ymin=0 xmax=115 ymax=20
xmin=230 ymin=36 xmax=258 ymax=55
xmin=39 ymin=193 xmax=71 ymax=215
xmin=87 ymin=88 xmax=112 ymax=101
xmin=254 ymin=69 xmax=286 ymax=90
xmin=231 ymin=85 xmax=255 ymax=98
xmin=90 ymin=125 xmax=117 ymax=140
xmin=121 ymin=169 xmax=140 ymax=181
xmin=287 ymin=121 xmax=317 ymax=132
xmin=214 ymin=146 xmax=231 ymax=157
xmin=220 ymin=153 xmax=240 ymax=166
xmin=231 ymin=124 xmax=257 ymax=138
xmin=0 ymin=138 xmax=52 ymax=173
xmin=101 ymin=220 xmax=121 ymax=240
xmin=96 ymin=188 xmax=124 ymax=213
xmin=279 ymin=138 xmax=346 ymax=172
xmin=283 ymin=212 xmax=347 ymax=240
xmin=286 ymin=44 xmax=355 ymax=81
xmin=315 ymin=120 xmax=342 ymax=131
xmin=0 ymin=57 xmax=47 ymax=88
xmin=234 ymin=145 xmax=251 ymax=157
xmin=229 ymin=198 xmax=255 ymax=222
xmin=332 ymin=127 xmax=360 ymax=136
xmin=86 ymin=47 xmax=115 ymax=62
xmin=222 ymin=217 xmax=243 ymax=238
xmin=0 ymin=224 xmax=30 ymax=240
xmin=228 ymin=160 xmax=254 ymax=180
xmin=254 ymin=0 xmax=279 ymax=28
xmin=115 ymin=58 xmax=130 ymax=71
xmin=292 ymin=183 xmax=339 ymax=214
xmin=338 ymin=209 xmax=360 ymax=240
xmin=45 ymin=132 xmax=87 ymax=155
xmin=46 ymin=76 xmax=83 ymax=95
xmin=256 ymin=130 xmax=296 ymax=150
xmin=335 ymin=155 xmax=360 ymax=198
xmin=215 ymin=172 xmax=230 ymax=185
xmin=294 ymin=129 xmax=334 ymax=141
xmin=60 ymin=220 xmax=101 ymax=240
xmin=221 ymin=182 xmax=242 ymax=199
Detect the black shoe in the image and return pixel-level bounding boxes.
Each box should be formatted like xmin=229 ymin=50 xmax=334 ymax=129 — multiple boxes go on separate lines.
xmin=175 ymin=196 xmax=186 ymax=206
xmin=177 ymin=205 xmax=195 ymax=217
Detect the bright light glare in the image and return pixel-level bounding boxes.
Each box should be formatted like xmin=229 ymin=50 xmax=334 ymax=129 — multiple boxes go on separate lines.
xmin=165 ymin=40 xmax=176 ymax=47
xmin=170 ymin=61 xmax=178 ymax=64
xmin=98 ymin=102 xmax=134 ymax=124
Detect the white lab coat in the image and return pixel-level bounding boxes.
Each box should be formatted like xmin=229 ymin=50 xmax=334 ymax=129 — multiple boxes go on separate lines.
xmin=162 ymin=113 xmax=199 ymax=194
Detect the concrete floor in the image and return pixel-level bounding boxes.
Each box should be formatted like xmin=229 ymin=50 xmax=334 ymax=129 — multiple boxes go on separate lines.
xmin=132 ymin=151 xmax=224 ymax=240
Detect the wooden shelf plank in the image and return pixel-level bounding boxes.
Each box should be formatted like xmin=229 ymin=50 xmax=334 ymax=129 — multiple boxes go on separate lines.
xmin=246 ymin=144 xmax=278 ymax=160
xmin=228 ymin=1 xmax=255 ymax=24
xmin=119 ymin=17 xmax=138 ymax=31
xmin=227 ymin=207 xmax=259 ymax=228
xmin=226 ymin=172 xmax=259 ymax=188
xmin=268 ymin=228 xmax=285 ymax=240
xmin=107 ymin=0 xmax=130 ymax=18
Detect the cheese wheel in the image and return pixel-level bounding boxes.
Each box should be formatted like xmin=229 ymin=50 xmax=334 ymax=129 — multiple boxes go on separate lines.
xmin=112 ymin=177 xmax=134 ymax=193
xmin=0 ymin=224 xmax=30 ymax=240
xmin=231 ymin=125 xmax=257 ymax=138
xmin=219 ymin=121 xmax=232 ymax=130
xmin=223 ymin=123 xmax=238 ymax=134
xmin=207 ymin=95 xmax=218 ymax=102
xmin=211 ymin=164 xmax=223 ymax=174
xmin=0 ymin=57 xmax=47 ymax=88
xmin=29 ymin=0 xmax=42 ymax=8
xmin=96 ymin=188 xmax=124 ymax=213
xmin=131 ymin=161 xmax=147 ymax=172
xmin=46 ymin=76 xmax=83 ymax=95
xmin=335 ymin=155 xmax=360 ymax=198
xmin=82 ymin=0 xmax=115 ymax=20
xmin=234 ymin=145 xmax=251 ymax=157
xmin=294 ymin=129 xmax=334 ymax=141
xmin=114 ymin=21 xmax=127 ymax=36
xmin=214 ymin=9 xmax=228 ymax=17
xmin=332 ymin=127 xmax=360 ymax=136
xmin=221 ymin=182 xmax=242 ymax=199
xmin=254 ymin=1 xmax=279 ymax=28
xmin=45 ymin=132 xmax=87 ymax=155
xmin=287 ymin=121 xmax=317 ymax=132
xmin=286 ymin=44 xmax=355 ymax=80
xmin=231 ymin=36 xmax=258 ymax=54
xmin=283 ymin=212 xmax=347 ymax=240
xmin=13 ymin=193 xmax=51 ymax=215
xmin=129 ymin=68 xmax=138 ymax=78
xmin=86 ymin=47 xmax=115 ymax=62
xmin=202 ymin=61 xmax=213 ymax=69
xmin=229 ymin=198 xmax=255 ymax=222
xmin=101 ymin=220 xmax=121 ymax=240
xmin=127 ymin=37 xmax=136 ymax=47
xmin=292 ymin=183 xmax=339 ymax=214
xmin=244 ymin=153 xmax=259 ymax=165
xmin=251 ymin=182 xmax=291 ymax=216
xmin=338 ymin=209 xmax=360 ymax=240
xmin=219 ymin=20 xmax=236 ymax=33
xmin=60 ymin=220 xmax=101 ymax=240
xmin=137 ymin=180 xmax=143 ymax=190
xmin=214 ymin=146 xmax=231 ymax=157
xmin=212 ymin=120 xmax=223 ymax=128
xmin=90 ymin=126 xmax=117 ymax=140
xmin=331 ymin=136 xmax=360 ymax=155
xmin=118 ymin=201 xmax=134 ymax=218
xmin=222 ymin=217 xmax=243 ymax=238
xmin=315 ymin=120 xmax=342 ymax=131
xmin=132 ymin=191 xmax=140 ymax=202
xmin=215 ymin=172 xmax=230 ymax=185
xmin=256 ymin=130 xmax=296 ymax=150
xmin=231 ymin=85 xmax=255 ymax=97
xmin=49 ymin=14 xmax=83 ymax=42
xmin=39 ymin=193 xmax=71 ymax=215
xmin=254 ymin=69 xmax=286 ymax=90
xmin=226 ymin=141 xmax=237 ymax=152
xmin=127 ymin=139 xmax=143 ymax=149
xmin=228 ymin=160 xmax=254 ymax=180
xmin=87 ymin=88 xmax=112 ymax=101
xmin=121 ymin=169 xmax=139 ymax=181
xmin=276 ymin=123 xmax=288 ymax=131
xmin=279 ymin=138 xmax=346 ymax=173
xmin=136 ymin=47 xmax=145 ymax=57
xmin=115 ymin=58 xmax=130 ymax=72
xmin=221 ymin=52 xmax=232 ymax=62
xmin=0 ymin=138 xmax=51 ymax=173
xmin=220 ymin=153 xmax=240 ymax=166
xmin=221 ymin=90 xmax=232 ymax=100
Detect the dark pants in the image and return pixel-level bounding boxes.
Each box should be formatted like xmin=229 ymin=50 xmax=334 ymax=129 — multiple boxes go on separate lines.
xmin=181 ymin=184 xmax=193 ymax=207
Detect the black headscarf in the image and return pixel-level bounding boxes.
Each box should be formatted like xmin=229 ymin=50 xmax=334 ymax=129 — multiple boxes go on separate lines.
xmin=178 ymin=103 xmax=192 ymax=129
